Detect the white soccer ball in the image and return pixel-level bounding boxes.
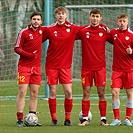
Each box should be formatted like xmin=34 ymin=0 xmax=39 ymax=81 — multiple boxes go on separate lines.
xmin=78 ymin=111 xmax=92 ymax=122
xmin=24 ymin=113 xmax=38 ymax=126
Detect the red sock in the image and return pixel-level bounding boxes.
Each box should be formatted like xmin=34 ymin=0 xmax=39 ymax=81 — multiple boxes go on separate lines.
xmin=17 ymin=112 xmax=24 ymax=120
xmin=99 ymin=101 xmax=107 ymax=117
xmin=48 ymin=98 xmax=57 ymax=121
xmin=82 ymin=100 xmax=90 ymax=117
xmin=113 ymin=108 xmax=120 ymax=120
xmin=64 ymin=98 xmax=73 ymax=120
xmin=125 ymin=107 xmax=133 ymax=120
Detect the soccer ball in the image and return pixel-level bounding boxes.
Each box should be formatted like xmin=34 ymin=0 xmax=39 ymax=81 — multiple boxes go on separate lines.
xmin=24 ymin=113 xmax=38 ymax=126
xmin=78 ymin=111 xmax=92 ymax=122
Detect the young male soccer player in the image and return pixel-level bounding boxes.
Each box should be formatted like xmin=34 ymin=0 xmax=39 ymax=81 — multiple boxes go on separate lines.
xmin=14 ymin=11 xmax=46 ymax=127
xmin=77 ymin=8 xmax=111 ymax=126
xmin=109 ymin=14 xmax=133 ymax=126
xmin=43 ymin=6 xmax=81 ymax=126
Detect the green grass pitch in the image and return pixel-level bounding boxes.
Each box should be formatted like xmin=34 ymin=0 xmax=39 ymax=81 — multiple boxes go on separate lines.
xmin=0 ymin=81 xmax=133 ymax=133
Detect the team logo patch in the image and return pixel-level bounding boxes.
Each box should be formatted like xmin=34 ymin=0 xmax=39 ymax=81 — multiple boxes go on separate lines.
xmin=66 ymin=28 xmax=70 ymax=32
xmin=39 ymin=30 xmax=42 ymax=34
xmin=99 ymin=32 xmax=103 ymax=37
xmin=125 ymin=36 xmax=129 ymax=40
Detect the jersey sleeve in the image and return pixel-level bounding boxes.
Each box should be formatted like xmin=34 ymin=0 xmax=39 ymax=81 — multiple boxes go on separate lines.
xmin=42 ymin=27 xmax=48 ymax=42
xmin=130 ymin=35 xmax=133 ymax=54
xmin=41 ymin=26 xmax=48 ymax=42
xmin=99 ymin=23 xmax=113 ymax=44
xmin=14 ymin=47 xmax=36 ymax=58
xmin=75 ymin=25 xmax=83 ymax=40
xmin=14 ymin=30 xmax=36 ymax=58
xmin=107 ymin=32 xmax=113 ymax=44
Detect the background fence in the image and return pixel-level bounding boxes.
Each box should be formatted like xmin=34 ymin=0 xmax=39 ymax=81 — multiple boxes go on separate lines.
xmin=0 ymin=0 xmax=133 ymax=98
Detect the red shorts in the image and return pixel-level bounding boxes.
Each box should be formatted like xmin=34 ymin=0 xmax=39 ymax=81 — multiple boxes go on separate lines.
xmin=18 ymin=65 xmax=42 ymax=85
xmin=111 ymin=71 xmax=133 ymax=89
xmin=45 ymin=67 xmax=72 ymax=85
xmin=81 ymin=68 xmax=106 ymax=87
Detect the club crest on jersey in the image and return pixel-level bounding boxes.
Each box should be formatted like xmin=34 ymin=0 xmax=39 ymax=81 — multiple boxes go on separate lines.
xmin=66 ymin=28 xmax=70 ymax=32
xmin=54 ymin=31 xmax=57 ymax=36
xmin=29 ymin=34 xmax=33 ymax=39
xmin=39 ymin=30 xmax=42 ymax=34
xmin=125 ymin=36 xmax=129 ymax=40
xmin=99 ymin=32 xmax=103 ymax=37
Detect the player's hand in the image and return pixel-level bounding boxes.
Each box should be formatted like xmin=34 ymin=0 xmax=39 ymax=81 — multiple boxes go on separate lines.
xmin=100 ymin=23 xmax=110 ymax=33
xmin=29 ymin=50 xmax=37 ymax=59
xmin=105 ymin=27 xmax=110 ymax=33
xmin=50 ymin=23 xmax=55 ymax=26
xmin=126 ymin=46 xmax=132 ymax=54
xmin=102 ymin=26 xmax=110 ymax=33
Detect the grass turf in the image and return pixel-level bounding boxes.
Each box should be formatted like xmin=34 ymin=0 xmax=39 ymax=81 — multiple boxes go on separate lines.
xmin=1 ymin=99 xmax=133 ymax=133
xmin=0 ymin=81 xmax=133 ymax=133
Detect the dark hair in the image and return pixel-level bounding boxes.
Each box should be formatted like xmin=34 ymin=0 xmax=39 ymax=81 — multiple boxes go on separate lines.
xmin=90 ymin=8 xmax=102 ymax=16
xmin=30 ymin=11 xmax=43 ymax=20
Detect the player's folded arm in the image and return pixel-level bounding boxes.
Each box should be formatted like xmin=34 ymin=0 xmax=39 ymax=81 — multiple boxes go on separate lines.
xmin=14 ymin=47 xmax=35 ymax=58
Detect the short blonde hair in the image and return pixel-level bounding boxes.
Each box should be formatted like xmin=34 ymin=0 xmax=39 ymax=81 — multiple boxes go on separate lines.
xmin=117 ymin=14 xmax=128 ymax=20
xmin=54 ymin=6 xmax=67 ymax=14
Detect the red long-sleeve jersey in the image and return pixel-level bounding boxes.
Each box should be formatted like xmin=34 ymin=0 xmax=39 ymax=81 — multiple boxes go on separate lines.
xmin=43 ymin=21 xmax=81 ymax=69
xmin=14 ymin=25 xmax=46 ymax=67
xmin=111 ymin=28 xmax=133 ymax=72
xmin=77 ymin=24 xmax=111 ymax=71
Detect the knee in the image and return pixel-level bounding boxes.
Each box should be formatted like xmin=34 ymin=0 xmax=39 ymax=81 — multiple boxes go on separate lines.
xmin=18 ymin=91 xmax=26 ymax=99
xmin=65 ymin=90 xmax=72 ymax=98
xmin=83 ymin=89 xmax=90 ymax=98
xmin=98 ymin=91 xmax=105 ymax=100
xmin=49 ymin=87 xmax=57 ymax=98
xmin=30 ymin=90 xmax=38 ymax=99
xmin=112 ymin=90 xmax=118 ymax=97
xmin=50 ymin=91 xmax=56 ymax=98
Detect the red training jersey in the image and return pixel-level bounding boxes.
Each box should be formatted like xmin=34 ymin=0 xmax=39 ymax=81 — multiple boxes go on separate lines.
xmin=43 ymin=21 xmax=81 ymax=69
xmin=111 ymin=28 xmax=133 ymax=72
xmin=77 ymin=24 xmax=111 ymax=71
xmin=14 ymin=25 xmax=46 ymax=67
